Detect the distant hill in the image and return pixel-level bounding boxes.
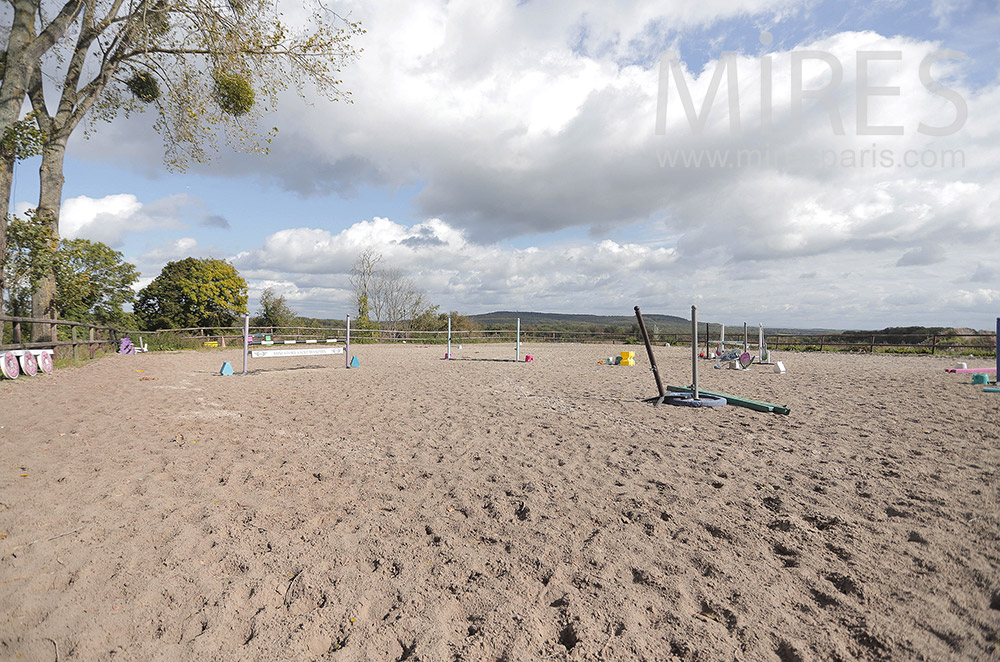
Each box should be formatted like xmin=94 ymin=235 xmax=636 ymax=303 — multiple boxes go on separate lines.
xmin=467 ymin=311 xmax=841 ymax=335
xmin=469 ymin=310 xmax=693 ymax=333
xmin=295 ymin=311 xmax=981 ymax=337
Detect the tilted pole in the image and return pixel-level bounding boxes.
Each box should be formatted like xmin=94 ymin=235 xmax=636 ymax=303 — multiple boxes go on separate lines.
xmin=634 ymin=306 xmax=666 ymax=401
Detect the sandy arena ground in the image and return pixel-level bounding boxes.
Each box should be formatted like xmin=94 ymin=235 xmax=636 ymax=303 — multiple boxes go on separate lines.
xmin=1 ymin=343 xmax=998 ymax=661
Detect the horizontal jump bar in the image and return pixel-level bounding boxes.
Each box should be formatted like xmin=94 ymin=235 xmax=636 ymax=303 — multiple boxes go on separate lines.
xmin=251 ymin=339 xmax=343 ymax=345
xmin=250 ymin=347 xmax=344 ymax=358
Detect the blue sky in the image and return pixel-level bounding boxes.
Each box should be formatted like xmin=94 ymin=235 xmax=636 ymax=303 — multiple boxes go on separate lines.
xmin=10 ymin=0 xmax=1000 ymax=329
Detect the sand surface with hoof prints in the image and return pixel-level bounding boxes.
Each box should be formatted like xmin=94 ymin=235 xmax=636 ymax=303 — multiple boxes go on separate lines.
xmin=1 ymin=344 xmax=998 ymax=661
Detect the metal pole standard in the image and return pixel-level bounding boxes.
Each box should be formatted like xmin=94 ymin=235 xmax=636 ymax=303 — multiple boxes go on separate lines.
xmin=516 ymin=318 xmax=520 ymax=362
xmin=743 ymin=321 xmax=748 ymax=353
xmin=346 ymin=314 xmax=351 ymax=368
xmin=692 ymin=306 xmax=699 ymax=400
xmin=447 ymin=317 xmax=451 ymax=358
xmin=634 ymin=306 xmax=666 ymax=401
xmin=242 ymin=313 xmax=250 ymax=374
xmin=995 ymin=317 xmax=999 ymax=384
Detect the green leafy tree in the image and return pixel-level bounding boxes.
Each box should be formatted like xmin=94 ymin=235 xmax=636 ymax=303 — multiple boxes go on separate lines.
xmin=56 ymin=238 xmax=139 ymax=325
xmin=135 ymin=257 xmax=247 ymax=330
xmin=440 ymin=311 xmax=475 ymax=331
xmin=354 ymin=292 xmax=376 ymax=330
xmin=11 ymin=0 xmax=362 ymax=337
xmin=251 ymin=287 xmax=298 ymax=328
xmin=0 ymin=0 xmax=84 ymax=324
xmin=2 ymin=210 xmax=58 ymax=317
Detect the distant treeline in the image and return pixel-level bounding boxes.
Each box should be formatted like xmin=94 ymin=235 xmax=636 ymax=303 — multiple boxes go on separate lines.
xmin=292 ymin=314 xmax=991 ymax=343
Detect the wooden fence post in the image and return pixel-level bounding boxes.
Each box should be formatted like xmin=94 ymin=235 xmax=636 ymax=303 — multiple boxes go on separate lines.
xmin=931 ymin=335 xmax=937 ymax=355
xmin=13 ymin=321 xmax=21 ymax=344
xmin=72 ymin=326 xmax=78 ymax=360
xmin=871 ymin=335 xmax=876 ymax=353
xmin=89 ymin=326 xmax=95 ymax=359
xmin=820 ymin=335 xmax=825 ymax=352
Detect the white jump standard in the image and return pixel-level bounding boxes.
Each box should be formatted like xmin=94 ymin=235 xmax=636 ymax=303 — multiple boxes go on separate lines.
xmin=240 ymin=314 xmax=352 ymax=374
xmin=445 ymin=316 xmax=528 ymax=362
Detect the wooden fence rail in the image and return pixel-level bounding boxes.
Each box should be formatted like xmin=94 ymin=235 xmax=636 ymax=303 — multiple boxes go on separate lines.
xmin=3 ymin=315 xmax=995 ymax=360
xmin=0 ymin=315 xmax=129 ymax=360
xmin=154 ymin=325 xmax=998 ymax=356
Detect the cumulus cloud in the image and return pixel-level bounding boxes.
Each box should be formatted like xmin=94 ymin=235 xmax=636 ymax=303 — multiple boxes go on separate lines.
xmin=59 ymin=194 xmax=190 ymax=246
xmin=232 ymin=216 xmax=679 ymax=316
xmin=897 ymin=246 xmax=945 ymax=266
xmin=138 ymin=237 xmax=201 ymax=264
xmin=57 ymin=1 xmax=1000 ymax=327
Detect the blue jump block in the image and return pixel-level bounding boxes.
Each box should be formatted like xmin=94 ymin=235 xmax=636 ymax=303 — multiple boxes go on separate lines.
xmin=350 ymin=356 xmax=360 ymax=368
xmin=220 ymin=361 xmax=234 ymax=376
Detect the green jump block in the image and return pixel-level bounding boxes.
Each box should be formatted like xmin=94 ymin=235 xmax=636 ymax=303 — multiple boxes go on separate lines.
xmin=666 ymin=385 xmax=790 ymax=415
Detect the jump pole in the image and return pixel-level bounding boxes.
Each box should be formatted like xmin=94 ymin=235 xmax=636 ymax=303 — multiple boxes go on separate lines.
xmin=692 ymin=306 xmax=699 ymax=400
xmin=516 ymin=318 xmax=521 ymax=362
xmin=447 ymin=316 xmax=452 ymax=359
xmin=635 ymin=305 xmax=725 ymax=408
xmin=634 ymin=306 xmax=666 ymax=403
xmin=744 ymin=321 xmax=748 ymax=354
xmin=242 ymin=313 xmax=250 ymax=374
xmin=346 ymin=314 xmax=351 ymax=368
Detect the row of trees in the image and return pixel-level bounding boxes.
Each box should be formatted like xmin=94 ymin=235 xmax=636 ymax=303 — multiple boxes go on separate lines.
xmin=2 ymin=216 xmax=247 ymax=331
xmin=1 ymin=0 xmax=363 ymax=339
xmin=2 ymin=234 xmax=463 ymax=336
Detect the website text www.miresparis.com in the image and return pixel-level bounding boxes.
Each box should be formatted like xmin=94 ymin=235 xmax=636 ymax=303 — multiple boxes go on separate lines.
xmin=655 ymin=144 xmax=966 ymax=170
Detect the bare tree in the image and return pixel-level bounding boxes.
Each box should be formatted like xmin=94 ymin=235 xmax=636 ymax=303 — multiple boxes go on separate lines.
xmin=349 ymin=247 xmax=381 ymax=327
xmin=349 ymin=249 xmax=437 ymax=333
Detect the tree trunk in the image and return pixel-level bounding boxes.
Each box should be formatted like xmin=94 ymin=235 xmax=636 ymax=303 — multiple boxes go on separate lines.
xmin=30 ymin=136 xmax=68 ymax=341
xmin=0 ymin=1 xmax=38 ymax=324
xmin=0 ymin=149 xmax=13 ymax=336
xmin=2 ymin=0 xmax=84 ymax=328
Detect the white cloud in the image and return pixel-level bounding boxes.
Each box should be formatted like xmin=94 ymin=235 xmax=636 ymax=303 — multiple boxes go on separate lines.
xmin=233 ymin=217 xmax=680 ymax=316
xmin=56 ymin=1 xmax=1000 ymax=328
xmin=138 ymin=237 xmax=200 ymax=264
xmin=60 ymin=194 xmax=188 ymax=246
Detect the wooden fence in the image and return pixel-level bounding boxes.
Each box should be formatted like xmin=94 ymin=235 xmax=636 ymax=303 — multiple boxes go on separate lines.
xmin=152 ymin=324 xmax=997 ymax=356
xmin=2 ymin=316 xmax=994 ymax=360
xmin=0 ymin=315 xmax=128 ymax=360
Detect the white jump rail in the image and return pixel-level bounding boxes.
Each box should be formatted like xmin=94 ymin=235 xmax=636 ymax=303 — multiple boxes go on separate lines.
xmin=241 ymin=314 xmax=352 ymax=374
